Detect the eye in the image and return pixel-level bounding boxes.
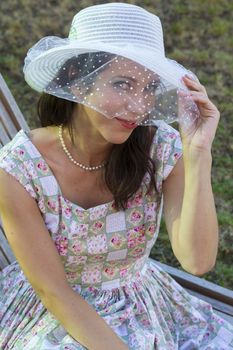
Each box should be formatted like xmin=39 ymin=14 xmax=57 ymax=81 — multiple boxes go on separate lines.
xmin=145 ymin=81 xmax=160 ymax=93
xmin=113 ymin=80 xmax=131 ymax=90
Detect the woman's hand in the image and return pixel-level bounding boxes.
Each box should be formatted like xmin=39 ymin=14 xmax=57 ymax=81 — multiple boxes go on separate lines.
xmin=165 ymin=75 xmax=220 ymax=275
xmin=178 ymin=75 xmax=220 ymax=153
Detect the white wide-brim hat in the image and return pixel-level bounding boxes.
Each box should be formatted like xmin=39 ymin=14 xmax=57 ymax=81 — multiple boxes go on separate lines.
xmin=23 ymin=2 xmax=195 ymax=93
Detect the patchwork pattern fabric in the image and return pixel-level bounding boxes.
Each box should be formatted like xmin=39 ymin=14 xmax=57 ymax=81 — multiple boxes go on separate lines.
xmin=0 ymin=122 xmax=232 ymax=349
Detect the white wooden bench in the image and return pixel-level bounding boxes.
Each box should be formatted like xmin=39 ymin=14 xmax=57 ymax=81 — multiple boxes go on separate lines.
xmin=0 ymin=73 xmax=30 ymax=268
xmin=0 ymin=72 xmax=232 ymax=325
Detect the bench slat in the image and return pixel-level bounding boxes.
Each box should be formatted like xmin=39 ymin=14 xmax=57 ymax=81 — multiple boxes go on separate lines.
xmin=0 ymin=99 xmax=18 ymax=138
xmin=0 ymin=250 xmax=9 ymax=270
xmin=187 ymin=289 xmax=233 ymax=317
xmin=0 ymin=121 xmax=11 ymax=145
xmin=152 ymin=260 xmax=233 ymax=306
xmin=0 ymin=74 xmax=30 ymax=133
xmin=0 ymin=225 xmax=16 ymax=266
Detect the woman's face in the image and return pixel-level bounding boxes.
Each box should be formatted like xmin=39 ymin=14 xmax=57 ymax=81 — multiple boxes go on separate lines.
xmin=73 ymin=57 xmax=160 ymax=144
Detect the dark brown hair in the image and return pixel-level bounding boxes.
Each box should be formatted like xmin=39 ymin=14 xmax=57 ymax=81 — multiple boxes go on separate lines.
xmin=37 ymin=53 xmax=158 ymax=210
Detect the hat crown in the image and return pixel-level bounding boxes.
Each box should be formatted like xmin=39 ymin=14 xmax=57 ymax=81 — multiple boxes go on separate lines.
xmin=69 ymin=3 xmax=165 ymax=56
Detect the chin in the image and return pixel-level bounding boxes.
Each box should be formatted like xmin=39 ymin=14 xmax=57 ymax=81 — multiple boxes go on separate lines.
xmin=105 ymin=132 xmax=133 ymax=144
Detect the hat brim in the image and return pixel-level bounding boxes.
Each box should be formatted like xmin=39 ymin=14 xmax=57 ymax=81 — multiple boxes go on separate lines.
xmin=24 ymin=41 xmax=190 ymax=93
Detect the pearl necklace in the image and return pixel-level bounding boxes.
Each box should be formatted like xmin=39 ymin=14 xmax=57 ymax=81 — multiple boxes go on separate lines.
xmin=58 ymin=124 xmax=106 ymax=171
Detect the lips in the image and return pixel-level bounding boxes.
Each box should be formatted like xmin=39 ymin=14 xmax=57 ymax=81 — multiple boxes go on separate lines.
xmin=115 ymin=118 xmax=137 ymax=129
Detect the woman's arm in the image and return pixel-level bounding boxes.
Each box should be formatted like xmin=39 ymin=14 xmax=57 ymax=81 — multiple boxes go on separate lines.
xmin=0 ymin=169 xmax=128 ymax=350
xmin=162 ymin=75 xmax=220 ymax=276
xmin=163 ymin=152 xmax=218 ymax=275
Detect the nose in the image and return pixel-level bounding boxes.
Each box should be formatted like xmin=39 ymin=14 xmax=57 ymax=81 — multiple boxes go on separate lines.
xmin=126 ymin=95 xmax=152 ymax=115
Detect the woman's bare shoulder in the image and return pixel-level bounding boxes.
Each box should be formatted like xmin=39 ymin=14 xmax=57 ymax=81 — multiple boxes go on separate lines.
xmin=29 ymin=126 xmax=58 ymax=151
xmin=29 ymin=126 xmax=63 ymax=167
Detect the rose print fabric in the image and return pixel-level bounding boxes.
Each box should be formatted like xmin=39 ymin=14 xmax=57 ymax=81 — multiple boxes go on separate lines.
xmin=0 ymin=121 xmax=233 ymax=349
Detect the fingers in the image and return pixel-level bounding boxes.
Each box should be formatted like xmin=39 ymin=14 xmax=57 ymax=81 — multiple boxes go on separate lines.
xmin=178 ymin=90 xmax=220 ymax=119
xmin=182 ymin=75 xmax=207 ymax=95
xmin=187 ymin=91 xmax=211 ymax=105
xmin=179 ymin=90 xmax=211 ymax=106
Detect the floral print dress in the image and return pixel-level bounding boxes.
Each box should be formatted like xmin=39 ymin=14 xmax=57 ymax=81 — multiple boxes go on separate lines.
xmin=0 ymin=121 xmax=232 ymax=350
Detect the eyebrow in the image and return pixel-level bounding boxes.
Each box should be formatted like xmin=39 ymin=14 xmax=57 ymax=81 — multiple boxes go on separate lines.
xmin=115 ymin=75 xmax=160 ymax=84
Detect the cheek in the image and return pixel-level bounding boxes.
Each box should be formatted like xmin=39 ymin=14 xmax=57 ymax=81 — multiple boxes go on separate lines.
xmin=88 ymin=88 xmax=126 ymax=116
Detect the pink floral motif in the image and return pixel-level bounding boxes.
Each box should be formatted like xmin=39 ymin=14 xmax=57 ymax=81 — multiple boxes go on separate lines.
xmin=127 ymin=225 xmax=145 ymax=248
xmin=144 ymin=188 xmax=153 ymax=200
xmin=38 ymin=198 xmax=46 ymax=213
xmin=36 ymin=160 xmax=48 ymax=173
xmin=60 ymin=222 xmax=67 ymax=231
xmin=94 ymin=221 xmax=103 ymax=229
xmin=174 ymin=152 xmax=181 ymax=160
xmin=111 ymin=202 xmax=117 ymax=209
xmin=134 ymin=225 xmax=144 ymax=234
xmin=120 ymin=267 xmax=129 ymax=278
xmin=128 ymin=237 xmax=145 ymax=249
xmin=90 ymin=206 xmax=108 ymax=220
xmin=74 ymin=209 xmax=87 ymax=221
xmin=88 ymin=255 xmax=105 ymax=262
xmin=127 ymin=230 xmax=137 ymax=241
xmin=47 ymin=199 xmax=58 ymax=213
xmin=71 ymin=240 xmax=85 ymax=254
xmin=133 ymin=192 xmax=143 ymax=205
xmin=54 ymin=235 xmax=68 ymax=256
xmin=5 ymin=317 xmax=14 ymax=327
xmin=167 ymin=131 xmax=177 ymax=139
xmin=91 ymin=221 xmax=104 ymax=234
xmin=81 ymin=264 xmax=102 ymax=284
xmin=13 ymin=148 xmax=25 ymax=159
xmin=25 ymin=184 xmax=36 ymax=198
xmin=156 ymin=143 xmax=164 ymax=161
xmin=2 ymin=277 xmax=14 ymax=291
xmin=107 ymin=260 xmax=119 ymax=268
xmin=87 ymin=234 xmax=107 ymax=254
xmin=146 ymin=224 xmax=155 ymax=238
xmin=19 ymin=161 xmax=37 ymax=179
xmin=66 ymin=271 xmax=79 ymax=283
xmin=70 ymin=222 xmax=88 ymax=238
xmin=127 ymin=192 xmax=143 ymax=208
xmin=126 ymin=200 xmax=134 ymax=209
xmin=35 ymin=184 xmax=42 ymax=195
xmin=129 ymin=332 xmax=146 ymax=348
xmin=62 ymin=206 xmax=72 ymax=219
xmin=67 ymin=255 xmax=87 ymax=265
xmin=129 ymin=246 xmax=144 ymax=257
xmin=2 ymin=158 xmax=15 ymax=171
xmin=144 ymin=202 xmax=156 ymax=221
xmin=30 ymin=329 xmax=38 ymax=337
xmin=136 ymin=302 xmax=147 ymax=314
xmin=103 ymin=266 xmax=117 ymax=278
xmin=129 ymin=210 xmax=142 ymax=223
xmin=110 ymin=234 xmax=124 ymax=249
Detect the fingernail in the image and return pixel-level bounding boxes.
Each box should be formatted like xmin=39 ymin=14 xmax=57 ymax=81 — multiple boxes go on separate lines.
xmin=178 ymin=90 xmax=190 ymax=96
xmin=184 ymin=74 xmax=193 ymax=79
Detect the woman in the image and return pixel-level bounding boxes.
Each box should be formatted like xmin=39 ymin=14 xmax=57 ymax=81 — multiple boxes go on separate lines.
xmin=0 ymin=3 xmax=232 ymax=349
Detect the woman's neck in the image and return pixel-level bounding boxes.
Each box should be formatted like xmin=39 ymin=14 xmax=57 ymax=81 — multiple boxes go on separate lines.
xmin=64 ymin=109 xmax=112 ymax=166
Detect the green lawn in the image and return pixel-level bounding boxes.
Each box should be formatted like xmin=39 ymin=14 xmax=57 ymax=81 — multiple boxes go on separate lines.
xmin=0 ymin=0 xmax=232 ymax=288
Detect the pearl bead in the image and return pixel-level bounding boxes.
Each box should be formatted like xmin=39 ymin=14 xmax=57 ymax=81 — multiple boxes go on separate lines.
xmin=58 ymin=124 xmax=106 ymax=171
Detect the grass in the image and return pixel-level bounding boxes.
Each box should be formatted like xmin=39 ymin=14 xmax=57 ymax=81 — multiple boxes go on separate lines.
xmin=0 ymin=0 xmax=232 ymax=288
